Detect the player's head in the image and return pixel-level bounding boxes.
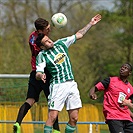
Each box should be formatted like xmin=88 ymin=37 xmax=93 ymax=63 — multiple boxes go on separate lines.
xmin=36 ymin=33 xmax=53 ymax=50
xmin=119 ymin=63 xmax=132 ymax=78
xmin=34 ymin=18 xmax=51 ymax=35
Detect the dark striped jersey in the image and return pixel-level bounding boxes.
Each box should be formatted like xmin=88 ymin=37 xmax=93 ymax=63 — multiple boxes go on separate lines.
xmin=29 ymin=31 xmax=40 ymax=71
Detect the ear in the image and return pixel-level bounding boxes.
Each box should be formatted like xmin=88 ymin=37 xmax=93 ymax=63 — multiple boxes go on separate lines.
xmin=38 ymin=30 xmax=43 ymax=33
xmin=40 ymin=45 xmax=44 ymax=49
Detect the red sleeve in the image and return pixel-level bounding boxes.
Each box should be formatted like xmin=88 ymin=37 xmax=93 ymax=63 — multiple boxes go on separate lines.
xmin=95 ymin=82 xmax=105 ymax=91
xmin=29 ymin=31 xmax=40 ymax=57
xmin=28 ymin=31 xmax=41 ymax=70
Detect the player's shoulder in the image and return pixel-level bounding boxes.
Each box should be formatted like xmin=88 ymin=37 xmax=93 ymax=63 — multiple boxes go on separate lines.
xmin=36 ymin=50 xmax=45 ymax=60
xmin=29 ymin=31 xmax=38 ymax=44
xmin=55 ymin=37 xmax=67 ymax=43
xmin=38 ymin=50 xmax=45 ymax=55
xmin=29 ymin=31 xmax=37 ymax=36
xmin=53 ymin=38 xmax=66 ymax=46
xmin=127 ymin=81 xmax=133 ymax=88
xmin=110 ymin=76 xmax=120 ymax=82
xmin=54 ymin=35 xmax=75 ymax=44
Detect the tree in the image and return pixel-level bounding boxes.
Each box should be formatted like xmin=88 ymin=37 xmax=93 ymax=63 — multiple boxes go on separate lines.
xmin=0 ymin=0 xmax=132 ymax=103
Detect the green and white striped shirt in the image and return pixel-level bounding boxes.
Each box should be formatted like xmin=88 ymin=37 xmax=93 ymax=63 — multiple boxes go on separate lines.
xmin=36 ymin=35 xmax=76 ymax=84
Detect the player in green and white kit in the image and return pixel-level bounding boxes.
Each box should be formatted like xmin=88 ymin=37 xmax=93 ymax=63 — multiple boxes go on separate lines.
xmin=36 ymin=35 xmax=76 ymax=84
xmin=36 ymin=14 xmax=102 ymax=133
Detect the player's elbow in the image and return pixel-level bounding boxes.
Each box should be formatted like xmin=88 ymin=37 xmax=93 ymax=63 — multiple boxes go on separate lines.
xmin=76 ymin=32 xmax=83 ymax=40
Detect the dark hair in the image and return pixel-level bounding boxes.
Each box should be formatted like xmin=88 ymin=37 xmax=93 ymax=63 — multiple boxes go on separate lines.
xmin=34 ymin=18 xmax=49 ymax=31
xmin=126 ymin=63 xmax=132 ymax=71
xmin=35 ymin=33 xmax=45 ymax=48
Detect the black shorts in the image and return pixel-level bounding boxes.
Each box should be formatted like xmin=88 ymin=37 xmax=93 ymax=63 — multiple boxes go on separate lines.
xmin=26 ymin=70 xmax=51 ymax=102
xmin=107 ymin=120 xmax=133 ymax=133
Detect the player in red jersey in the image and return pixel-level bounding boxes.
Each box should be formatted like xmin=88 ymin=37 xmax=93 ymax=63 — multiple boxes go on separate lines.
xmin=13 ymin=18 xmax=60 ymax=133
xmin=89 ymin=63 xmax=133 ymax=133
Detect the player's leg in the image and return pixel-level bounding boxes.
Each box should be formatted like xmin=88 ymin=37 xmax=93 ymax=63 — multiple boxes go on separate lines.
xmin=42 ymin=85 xmax=60 ymax=132
xmin=13 ymin=99 xmax=33 ymax=133
xmin=124 ymin=120 xmax=133 ymax=133
xmin=42 ymin=69 xmax=60 ymax=133
xmin=44 ymin=81 xmax=69 ymax=133
xmin=13 ymin=71 xmax=42 ymax=133
xmin=65 ymin=109 xmax=79 ymax=133
xmin=65 ymin=81 xmax=82 ymax=133
xmin=44 ymin=110 xmax=59 ymax=133
xmin=53 ymin=117 xmax=60 ymax=133
xmin=107 ymin=120 xmax=124 ymax=133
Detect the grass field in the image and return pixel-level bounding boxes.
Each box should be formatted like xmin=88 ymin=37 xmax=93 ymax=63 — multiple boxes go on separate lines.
xmin=101 ymin=130 xmax=110 ymax=133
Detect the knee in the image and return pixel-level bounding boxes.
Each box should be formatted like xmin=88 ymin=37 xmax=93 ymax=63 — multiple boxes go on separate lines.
xmin=68 ymin=108 xmax=80 ymax=123
xmin=49 ymin=113 xmax=58 ymax=123
xmin=70 ymin=115 xmax=78 ymax=123
xmin=26 ymin=98 xmax=35 ymax=106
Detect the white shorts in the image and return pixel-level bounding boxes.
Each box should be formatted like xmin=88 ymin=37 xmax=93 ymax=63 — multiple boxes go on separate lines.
xmin=48 ymin=80 xmax=82 ymax=111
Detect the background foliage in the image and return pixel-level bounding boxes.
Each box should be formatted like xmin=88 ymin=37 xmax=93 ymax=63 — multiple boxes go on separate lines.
xmin=0 ymin=0 xmax=133 ymax=103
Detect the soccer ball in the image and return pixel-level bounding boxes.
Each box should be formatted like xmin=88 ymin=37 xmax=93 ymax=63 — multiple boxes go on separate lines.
xmin=51 ymin=13 xmax=67 ymax=28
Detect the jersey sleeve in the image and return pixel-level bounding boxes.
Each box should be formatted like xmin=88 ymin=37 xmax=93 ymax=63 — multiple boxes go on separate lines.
xmin=60 ymin=35 xmax=76 ymax=48
xmin=95 ymin=77 xmax=110 ymax=91
xmin=36 ymin=51 xmax=46 ymax=73
xmin=29 ymin=32 xmax=40 ymax=57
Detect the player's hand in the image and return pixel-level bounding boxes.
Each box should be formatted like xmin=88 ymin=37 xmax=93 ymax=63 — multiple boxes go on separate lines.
xmin=90 ymin=93 xmax=98 ymax=100
xmin=121 ymin=99 xmax=131 ymax=106
xmin=90 ymin=14 xmax=101 ymax=25
xmin=40 ymin=73 xmax=46 ymax=83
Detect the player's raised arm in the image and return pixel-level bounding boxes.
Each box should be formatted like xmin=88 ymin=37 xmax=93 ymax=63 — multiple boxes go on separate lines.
xmin=76 ymin=14 xmax=101 ymax=40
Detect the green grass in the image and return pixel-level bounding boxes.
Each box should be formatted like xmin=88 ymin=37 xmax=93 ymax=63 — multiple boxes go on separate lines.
xmin=100 ymin=129 xmax=110 ymax=133
xmin=34 ymin=129 xmax=43 ymax=133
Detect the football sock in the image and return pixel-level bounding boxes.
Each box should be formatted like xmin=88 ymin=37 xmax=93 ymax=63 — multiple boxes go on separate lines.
xmin=44 ymin=125 xmax=52 ymax=133
xmin=16 ymin=102 xmax=31 ymax=125
xmin=65 ymin=123 xmax=76 ymax=133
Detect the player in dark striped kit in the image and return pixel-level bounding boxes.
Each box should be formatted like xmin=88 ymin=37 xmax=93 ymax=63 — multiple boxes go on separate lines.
xmin=13 ymin=18 xmax=60 ymax=133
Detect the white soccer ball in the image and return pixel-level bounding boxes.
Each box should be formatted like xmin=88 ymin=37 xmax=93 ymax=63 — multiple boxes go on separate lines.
xmin=51 ymin=13 xmax=67 ymax=28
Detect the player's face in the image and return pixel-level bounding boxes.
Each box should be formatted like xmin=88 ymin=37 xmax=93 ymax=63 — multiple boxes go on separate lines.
xmin=43 ymin=24 xmax=51 ymax=35
xmin=119 ymin=64 xmax=131 ymax=77
xmin=41 ymin=36 xmax=54 ymax=50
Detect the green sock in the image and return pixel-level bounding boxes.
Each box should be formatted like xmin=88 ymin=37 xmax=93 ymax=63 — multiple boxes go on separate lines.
xmin=44 ymin=125 xmax=52 ymax=133
xmin=65 ymin=123 xmax=76 ymax=133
